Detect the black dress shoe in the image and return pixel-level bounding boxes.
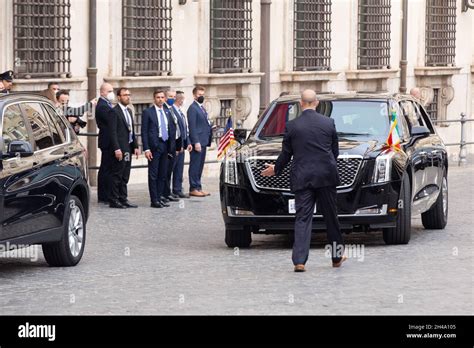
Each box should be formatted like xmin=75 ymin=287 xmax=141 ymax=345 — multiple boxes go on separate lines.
xmin=170 ymin=193 xmax=180 ymax=199
xmin=175 ymin=192 xmax=190 ymax=199
xmin=159 ymin=199 xmax=170 ymax=207
xmin=150 ymin=201 xmax=164 ymax=208
xmin=161 ymin=197 xmax=170 ymax=203
xmin=109 ymin=200 xmax=126 ymax=209
xmin=121 ymin=200 xmax=138 ymax=208
xmin=167 ymin=195 xmax=179 ymax=202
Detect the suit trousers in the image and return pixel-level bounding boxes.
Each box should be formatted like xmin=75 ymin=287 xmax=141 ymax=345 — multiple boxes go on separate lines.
xmin=163 ymin=153 xmax=176 ymax=198
xmin=110 ymin=146 xmax=132 ymax=203
xmin=172 ymin=151 xmax=185 ymax=194
xmin=147 ymin=149 xmax=169 ymax=203
xmin=189 ymin=146 xmax=207 ymax=191
xmin=292 ymin=186 xmax=344 ymax=265
xmin=97 ymin=148 xmax=113 ymax=202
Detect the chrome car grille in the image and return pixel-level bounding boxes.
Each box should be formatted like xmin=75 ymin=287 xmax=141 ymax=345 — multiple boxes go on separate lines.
xmin=245 ymin=156 xmax=363 ymax=191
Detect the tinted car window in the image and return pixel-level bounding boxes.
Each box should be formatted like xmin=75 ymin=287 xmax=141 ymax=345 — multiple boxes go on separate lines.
xmin=41 ymin=103 xmax=66 ymax=144
xmin=21 ymin=102 xmax=55 ymax=150
xmin=2 ymin=104 xmax=31 ymax=153
xmin=319 ymin=101 xmax=389 ymax=137
xmin=400 ymin=100 xmax=426 ymax=129
xmin=413 ymin=102 xmax=435 ymax=134
xmin=259 ymin=102 xmax=300 ymax=137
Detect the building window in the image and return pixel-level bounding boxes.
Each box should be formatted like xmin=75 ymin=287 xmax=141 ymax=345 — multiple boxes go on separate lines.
xmin=425 ymin=0 xmax=456 ymax=67
xmin=210 ymin=0 xmax=252 ymax=73
xmin=122 ymin=0 xmax=172 ymax=76
xmin=13 ymin=0 xmax=71 ymax=78
xmin=426 ymin=88 xmax=439 ymax=122
xmin=133 ymin=103 xmax=152 ymax=151
xmin=293 ymin=0 xmax=331 ymax=71
xmin=357 ymin=0 xmax=391 ymax=70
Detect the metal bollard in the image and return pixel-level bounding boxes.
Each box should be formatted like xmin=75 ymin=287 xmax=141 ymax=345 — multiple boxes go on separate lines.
xmin=458 ymin=112 xmax=467 ymax=166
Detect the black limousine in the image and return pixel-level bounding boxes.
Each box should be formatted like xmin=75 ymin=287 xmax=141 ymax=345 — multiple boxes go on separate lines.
xmin=220 ymin=93 xmax=448 ymax=247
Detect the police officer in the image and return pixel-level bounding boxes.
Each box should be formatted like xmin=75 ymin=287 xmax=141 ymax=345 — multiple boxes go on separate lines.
xmin=0 ymin=70 xmax=14 ymax=94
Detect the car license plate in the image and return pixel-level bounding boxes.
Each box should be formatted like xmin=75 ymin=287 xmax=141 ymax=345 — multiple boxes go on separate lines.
xmin=288 ymin=199 xmax=316 ymax=214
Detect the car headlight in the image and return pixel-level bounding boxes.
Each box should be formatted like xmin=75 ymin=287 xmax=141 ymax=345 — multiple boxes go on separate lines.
xmin=224 ymin=154 xmax=239 ymax=185
xmin=372 ymin=150 xmax=394 ymax=183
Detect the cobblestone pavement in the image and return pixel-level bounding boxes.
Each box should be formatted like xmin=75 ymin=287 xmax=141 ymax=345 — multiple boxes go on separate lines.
xmin=0 ymin=165 xmax=472 ymax=315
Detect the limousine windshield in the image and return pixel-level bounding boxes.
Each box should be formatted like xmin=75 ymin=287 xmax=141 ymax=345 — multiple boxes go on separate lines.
xmin=257 ymin=100 xmax=391 ymax=140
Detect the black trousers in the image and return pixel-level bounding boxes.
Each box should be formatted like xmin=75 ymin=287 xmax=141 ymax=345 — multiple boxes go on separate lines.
xmin=109 ymin=147 xmax=132 ymax=203
xmin=163 ymin=154 xmax=176 ymax=198
xmin=292 ymin=186 xmax=344 ymax=265
xmin=97 ymin=148 xmax=113 ymax=202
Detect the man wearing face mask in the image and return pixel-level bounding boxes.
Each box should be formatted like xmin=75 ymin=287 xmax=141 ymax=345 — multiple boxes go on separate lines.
xmin=95 ymin=83 xmax=116 ymax=203
xmin=187 ymin=86 xmax=212 ymax=197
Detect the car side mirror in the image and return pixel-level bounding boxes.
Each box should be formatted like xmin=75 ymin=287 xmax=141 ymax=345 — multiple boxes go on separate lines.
xmin=7 ymin=140 xmax=34 ymax=157
xmin=234 ymin=128 xmax=248 ymax=144
xmin=411 ymin=125 xmax=430 ymax=138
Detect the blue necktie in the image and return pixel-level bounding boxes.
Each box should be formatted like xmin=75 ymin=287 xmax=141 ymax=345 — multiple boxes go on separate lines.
xmin=159 ymin=109 xmax=169 ymax=141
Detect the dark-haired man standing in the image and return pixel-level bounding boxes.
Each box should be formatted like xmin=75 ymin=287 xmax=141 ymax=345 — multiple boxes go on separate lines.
xmin=108 ymin=88 xmax=140 ymax=208
xmin=187 ymin=86 xmax=212 ymax=197
xmin=141 ymin=90 xmax=176 ymax=208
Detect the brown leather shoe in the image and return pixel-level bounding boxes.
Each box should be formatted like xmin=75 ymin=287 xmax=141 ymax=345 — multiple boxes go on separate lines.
xmin=294 ymin=264 xmax=306 ymax=272
xmin=200 ymin=190 xmax=211 ymax=196
xmin=189 ymin=190 xmax=205 ymax=197
xmin=332 ymin=255 xmax=348 ymax=268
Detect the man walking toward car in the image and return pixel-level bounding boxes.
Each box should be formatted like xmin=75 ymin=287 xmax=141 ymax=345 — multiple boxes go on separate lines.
xmin=261 ymin=89 xmax=346 ymax=272
xmin=108 ymin=88 xmax=140 ymax=209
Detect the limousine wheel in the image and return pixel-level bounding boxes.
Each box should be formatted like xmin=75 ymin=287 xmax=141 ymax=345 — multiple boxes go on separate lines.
xmin=383 ymin=174 xmax=411 ymax=245
xmin=42 ymin=195 xmax=86 ymax=267
xmin=225 ymin=226 xmax=252 ymax=248
xmin=421 ymin=169 xmax=448 ymax=230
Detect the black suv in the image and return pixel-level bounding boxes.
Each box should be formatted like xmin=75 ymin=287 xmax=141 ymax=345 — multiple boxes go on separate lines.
xmin=220 ymin=93 xmax=448 ymax=247
xmin=0 ymin=93 xmax=89 ymax=266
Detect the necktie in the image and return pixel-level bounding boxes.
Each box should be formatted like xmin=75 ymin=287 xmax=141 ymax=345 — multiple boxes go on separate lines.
xmin=201 ymin=105 xmax=211 ymax=125
xmin=125 ymin=108 xmax=133 ymax=143
xmin=159 ymin=109 xmax=169 ymax=141
xmin=180 ymin=110 xmax=188 ymax=136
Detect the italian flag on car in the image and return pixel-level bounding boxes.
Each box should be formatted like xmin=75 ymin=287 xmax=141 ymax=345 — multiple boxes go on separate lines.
xmin=386 ymin=107 xmax=401 ymax=151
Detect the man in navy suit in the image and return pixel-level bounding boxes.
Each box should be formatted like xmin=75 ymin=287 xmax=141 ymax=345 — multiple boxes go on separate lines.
xmin=141 ymin=90 xmax=176 ymax=208
xmin=169 ymin=90 xmax=193 ymax=199
xmin=187 ymin=86 xmax=212 ymax=197
xmin=261 ymin=90 xmax=346 ymax=272
xmin=95 ymin=83 xmax=115 ymax=203
xmin=161 ymin=89 xmax=183 ymax=203
xmin=108 ymin=88 xmax=140 ymax=208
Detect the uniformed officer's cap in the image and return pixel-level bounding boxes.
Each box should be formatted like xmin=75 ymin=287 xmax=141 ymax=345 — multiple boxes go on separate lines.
xmin=0 ymin=70 xmax=14 ymax=82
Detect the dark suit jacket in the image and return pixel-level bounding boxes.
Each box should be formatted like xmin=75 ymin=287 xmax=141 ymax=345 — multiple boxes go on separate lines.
xmin=141 ymin=105 xmax=177 ymax=154
xmin=164 ymin=104 xmax=182 ymax=153
xmin=274 ymin=109 xmax=340 ymax=192
xmin=170 ymin=105 xmax=190 ymax=148
xmin=187 ymin=101 xmax=212 ymax=147
xmin=95 ymin=97 xmax=112 ymax=150
xmin=109 ymin=104 xmax=138 ymax=153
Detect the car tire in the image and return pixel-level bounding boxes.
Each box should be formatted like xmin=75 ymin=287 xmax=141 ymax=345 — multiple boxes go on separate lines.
xmin=421 ymin=169 xmax=448 ymax=229
xmin=225 ymin=226 xmax=252 ymax=248
xmin=383 ymin=174 xmax=411 ymax=245
xmin=42 ymin=195 xmax=86 ymax=267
